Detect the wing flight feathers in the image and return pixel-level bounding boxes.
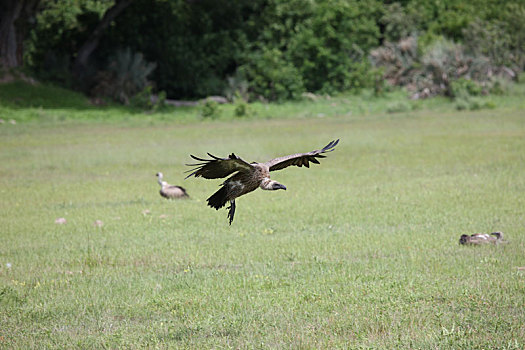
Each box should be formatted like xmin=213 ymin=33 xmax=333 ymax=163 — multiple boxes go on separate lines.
xmin=185 ymin=153 xmax=253 ymax=179
xmin=266 ymin=139 xmax=339 ymax=172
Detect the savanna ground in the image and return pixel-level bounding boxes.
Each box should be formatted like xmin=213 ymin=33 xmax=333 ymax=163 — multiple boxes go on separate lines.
xmin=1 ymin=82 xmax=525 ymax=348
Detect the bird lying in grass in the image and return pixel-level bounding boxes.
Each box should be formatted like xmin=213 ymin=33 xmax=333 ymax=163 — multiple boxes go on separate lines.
xmin=459 ymin=232 xmax=505 ymax=245
xmin=185 ymin=139 xmax=339 ymax=224
xmin=156 ymin=172 xmax=189 ymax=199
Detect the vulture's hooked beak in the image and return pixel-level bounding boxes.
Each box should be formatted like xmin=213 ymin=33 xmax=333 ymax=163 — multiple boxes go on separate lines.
xmin=274 ymin=184 xmax=287 ymax=190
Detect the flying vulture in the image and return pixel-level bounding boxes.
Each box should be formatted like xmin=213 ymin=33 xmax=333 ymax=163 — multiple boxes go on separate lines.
xmin=459 ymin=231 xmax=504 ymax=245
xmin=185 ymin=139 xmax=339 ymax=224
xmin=156 ymin=172 xmax=189 ymax=199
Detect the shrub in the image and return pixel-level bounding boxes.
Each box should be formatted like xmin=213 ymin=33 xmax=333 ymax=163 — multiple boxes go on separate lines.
xmin=454 ymin=98 xmax=470 ymax=111
xmin=282 ymin=0 xmax=382 ymax=93
xmin=224 ymin=72 xmax=249 ymax=102
xmin=386 ymin=100 xmax=412 ymax=114
xmin=450 ymin=78 xmax=483 ymax=99
xmin=419 ymin=38 xmax=464 ymax=96
xmin=501 ymin=3 xmax=525 ymax=71
xmin=200 ymin=99 xmax=221 ymax=119
xmin=234 ymin=101 xmax=250 ymax=118
xmin=371 ymin=35 xmax=505 ymax=99
xmin=91 ymin=49 xmax=156 ymax=104
xmin=483 ymin=100 xmax=497 ymax=109
xmin=130 ymin=86 xmax=167 ymax=111
xmin=455 ymin=96 xmax=496 ymax=111
xmin=231 ymin=91 xmax=251 ymax=118
xmin=369 ymin=35 xmax=419 ymax=87
xmin=489 ymin=78 xmax=508 ymax=95
xmin=238 ymin=48 xmax=305 ymax=102
xmin=420 ymin=38 xmax=492 ymax=97
xmin=462 ymin=10 xmax=525 ymax=77
xmin=237 ymin=0 xmax=382 ymax=100
xmin=380 ymin=3 xmax=417 ymax=42
xmin=463 ymin=19 xmax=511 ymax=68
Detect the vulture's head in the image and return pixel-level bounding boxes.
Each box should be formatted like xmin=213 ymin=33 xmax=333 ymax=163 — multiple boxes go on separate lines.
xmin=156 ymin=172 xmax=165 ymax=186
xmin=459 ymin=234 xmax=469 ymax=245
xmin=490 ymin=231 xmax=503 ymax=239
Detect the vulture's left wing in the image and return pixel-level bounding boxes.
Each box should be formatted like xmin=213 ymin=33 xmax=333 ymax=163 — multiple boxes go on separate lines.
xmin=265 ymin=139 xmax=339 ymax=172
xmin=185 ymin=153 xmax=254 ymax=179
xmin=167 ymin=185 xmax=187 ymax=191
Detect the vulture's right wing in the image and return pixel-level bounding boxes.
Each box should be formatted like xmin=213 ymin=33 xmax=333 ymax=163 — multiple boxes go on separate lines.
xmin=185 ymin=153 xmax=254 ymax=179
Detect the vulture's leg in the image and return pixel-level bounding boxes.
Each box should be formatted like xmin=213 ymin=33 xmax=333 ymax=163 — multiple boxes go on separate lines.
xmin=227 ymin=200 xmax=236 ymax=225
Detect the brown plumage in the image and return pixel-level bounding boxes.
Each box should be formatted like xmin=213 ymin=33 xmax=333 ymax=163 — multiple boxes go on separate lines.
xmin=156 ymin=172 xmax=189 ymax=199
xmin=186 ymin=139 xmax=339 ymax=224
xmin=459 ymin=232 xmax=504 ymax=245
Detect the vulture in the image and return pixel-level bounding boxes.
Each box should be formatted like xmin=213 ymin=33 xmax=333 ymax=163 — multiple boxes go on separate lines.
xmin=156 ymin=172 xmax=189 ymax=199
xmin=185 ymin=139 xmax=339 ymax=224
xmin=459 ymin=231 xmax=504 ymax=245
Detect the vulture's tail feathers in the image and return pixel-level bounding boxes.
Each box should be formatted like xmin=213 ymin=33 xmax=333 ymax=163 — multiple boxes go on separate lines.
xmin=207 ymin=185 xmax=228 ymax=210
xmin=179 ymin=186 xmax=190 ymax=197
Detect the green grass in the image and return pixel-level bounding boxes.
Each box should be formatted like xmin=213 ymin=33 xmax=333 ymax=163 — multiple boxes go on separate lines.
xmin=2 ymin=79 xmax=524 ymax=126
xmin=1 ymin=82 xmax=525 ymax=348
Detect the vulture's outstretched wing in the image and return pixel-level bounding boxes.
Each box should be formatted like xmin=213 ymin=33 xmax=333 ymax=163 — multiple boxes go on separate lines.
xmin=185 ymin=153 xmax=254 ymax=179
xmin=265 ymin=139 xmax=339 ymax=172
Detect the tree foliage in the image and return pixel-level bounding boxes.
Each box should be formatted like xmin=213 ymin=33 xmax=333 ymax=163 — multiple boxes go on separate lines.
xmin=250 ymin=0 xmax=382 ymax=95
xmin=16 ymin=0 xmax=525 ymax=102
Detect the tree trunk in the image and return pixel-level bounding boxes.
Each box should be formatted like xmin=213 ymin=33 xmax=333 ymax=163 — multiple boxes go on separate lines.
xmin=72 ymin=0 xmax=133 ymax=77
xmin=0 ymin=0 xmax=40 ymax=69
xmin=0 ymin=0 xmax=24 ymax=68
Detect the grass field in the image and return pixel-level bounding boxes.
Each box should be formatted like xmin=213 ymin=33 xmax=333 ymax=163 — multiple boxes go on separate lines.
xmin=1 ymin=83 xmax=525 ymax=348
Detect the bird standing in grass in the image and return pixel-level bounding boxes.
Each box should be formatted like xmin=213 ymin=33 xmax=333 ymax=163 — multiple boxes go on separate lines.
xmin=459 ymin=232 xmax=504 ymax=245
xmin=185 ymin=139 xmax=339 ymax=224
xmin=156 ymin=172 xmax=189 ymax=199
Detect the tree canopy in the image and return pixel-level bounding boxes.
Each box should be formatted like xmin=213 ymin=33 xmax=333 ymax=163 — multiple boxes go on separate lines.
xmin=2 ymin=0 xmax=524 ymax=102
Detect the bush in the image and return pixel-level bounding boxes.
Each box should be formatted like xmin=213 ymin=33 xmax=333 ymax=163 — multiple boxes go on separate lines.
xmin=386 ymin=100 xmax=412 ymax=114
xmin=238 ymin=48 xmax=305 ymax=102
xmin=369 ymin=35 xmax=419 ymax=87
xmin=200 ymin=99 xmax=221 ymax=119
xmin=420 ymin=38 xmax=492 ymax=97
xmin=462 ymin=10 xmax=524 ymax=77
xmin=130 ymin=86 xmax=167 ymax=111
xmin=231 ymin=91 xmax=251 ymax=118
xmin=371 ymin=35 xmax=508 ymax=99
xmin=462 ymin=19 xmax=511 ymax=68
xmin=454 ymin=96 xmax=496 ymax=111
xmin=224 ymin=72 xmax=249 ymax=102
xmin=281 ymin=0 xmax=382 ymax=93
xmin=450 ymin=78 xmax=482 ymax=99
xmin=501 ymin=3 xmax=525 ymax=71
xmin=235 ymin=0 xmax=382 ymax=100
xmin=91 ymin=49 xmax=156 ymax=104
xmin=234 ymin=101 xmax=250 ymax=118
xmin=454 ymin=98 xmax=470 ymax=111
xmin=380 ymin=3 xmax=417 ymax=42
xmin=489 ymin=78 xmax=508 ymax=95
